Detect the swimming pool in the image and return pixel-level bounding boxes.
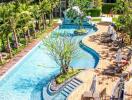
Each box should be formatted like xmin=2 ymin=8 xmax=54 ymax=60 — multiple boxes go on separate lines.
xmin=0 ymin=24 xmax=99 ymax=100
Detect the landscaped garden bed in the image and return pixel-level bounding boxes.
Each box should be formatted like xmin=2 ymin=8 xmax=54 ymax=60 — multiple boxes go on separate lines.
xmin=74 ymin=29 xmax=87 ymax=35
xmin=47 ymin=69 xmax=81 ymax=94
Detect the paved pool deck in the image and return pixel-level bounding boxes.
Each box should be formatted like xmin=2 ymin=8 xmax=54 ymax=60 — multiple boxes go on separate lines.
xmin=68 ymin=23 xmax=132 ymax=100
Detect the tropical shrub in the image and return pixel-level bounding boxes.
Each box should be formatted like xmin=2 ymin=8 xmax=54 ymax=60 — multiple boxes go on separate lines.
xmin=114 ymin=0 xmax=132 ymax=45
xmin=115 ymin=15 xmax=126 ymax=31
xmin=102 ymin=3 xmax=116 ymax=14
xmin=66 ymin=6 xmax=84 ymax=29
xmin=85 ymin=8 xmax=101 ymax=17
xmin=113 ymin=0 xmax=127 ymax=14
xmin=69 ymin=0 xmax=92 ymax=12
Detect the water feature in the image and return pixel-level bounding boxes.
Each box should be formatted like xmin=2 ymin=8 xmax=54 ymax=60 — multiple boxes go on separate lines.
xmin=0 ymin=21 xmax=99 ymax=100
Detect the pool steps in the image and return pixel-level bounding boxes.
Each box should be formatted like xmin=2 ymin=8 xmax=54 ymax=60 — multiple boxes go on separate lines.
xmin=60 ymin=78 xmax=83 ymax=98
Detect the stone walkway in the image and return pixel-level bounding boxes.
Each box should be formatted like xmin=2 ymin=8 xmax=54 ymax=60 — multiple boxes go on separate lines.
xmin=68 ymin=23 xmax=132 ymax=100
xmin=0 ymin=23 xmax=58 ymax=77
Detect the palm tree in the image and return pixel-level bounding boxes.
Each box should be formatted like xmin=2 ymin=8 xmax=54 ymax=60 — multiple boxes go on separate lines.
xmin=39 ymin=0 xmax=51 ymax=29
xmin=49 ymin=0 xmax=59 ymax=25
xmin=29 ymin=4 xmax=41 ymax=34
xmin=17 ymin=3 xmax=33 ymax=44
xmin=8 ymin=3 xmax=19 ymax=48
xmin=0 ymin=21 xmax=12 ymax=57
xmin=0 ymin=4 xmax=12 ymax=57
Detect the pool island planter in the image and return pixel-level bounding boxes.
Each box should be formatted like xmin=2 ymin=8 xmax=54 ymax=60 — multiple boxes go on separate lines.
xmin=46 ymin=74 xmax=82 ymax=96
xmin=74 ymin=29 xmax=87 ymax=35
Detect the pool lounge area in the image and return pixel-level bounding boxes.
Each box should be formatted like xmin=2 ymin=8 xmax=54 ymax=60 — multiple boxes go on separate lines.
xmin=0 ymin=0 xmax=132 ymax=100
xmin=0 ymin=22 xmax=99 ymax=100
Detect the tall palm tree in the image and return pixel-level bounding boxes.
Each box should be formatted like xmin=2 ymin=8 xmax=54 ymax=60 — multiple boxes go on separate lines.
xmin=49 ymin=0 xmax=59 ymax=24
xmin=29 ymin=4 xmax=41 ymax=35
xmin=0 ymin=21 xmax=12 ymax=57
xmin=8 ymin=3 xmax=19 ymax=48
xmin=17 ymin=3 xmax=33 ymax=44
xmin=0 ymin=3 xmax=12 ymax=57
xmin=39 ymin=0 xmax=51 ymax=29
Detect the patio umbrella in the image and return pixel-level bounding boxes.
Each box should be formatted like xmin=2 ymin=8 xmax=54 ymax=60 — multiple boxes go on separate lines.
xmin=90 ymin=75 xmax=97 ymax=94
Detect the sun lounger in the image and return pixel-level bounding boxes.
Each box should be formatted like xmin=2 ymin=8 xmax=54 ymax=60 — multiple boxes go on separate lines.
xmin=103 ymin=66 xmax=123 ymax=75
xmin=82 ymin=75 xmax=108 ymax=100
xmin=100 ymin=37 xmax=113 ymax=43
xmin=93 ymin=92 xmax=100 ymax=100
xmin=82 ymin=91 xmax=93 ymax=100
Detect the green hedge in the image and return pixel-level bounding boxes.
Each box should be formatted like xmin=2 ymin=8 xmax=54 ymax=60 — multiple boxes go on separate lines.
xmin=102 ymin=3 xmax=116 ymax=14
xmin=85 ymin=8 xmax=101 ymax=17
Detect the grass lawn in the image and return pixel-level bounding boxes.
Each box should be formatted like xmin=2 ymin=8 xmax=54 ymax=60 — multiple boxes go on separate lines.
xmin=92 ymin=18 xmax=101 ymax=22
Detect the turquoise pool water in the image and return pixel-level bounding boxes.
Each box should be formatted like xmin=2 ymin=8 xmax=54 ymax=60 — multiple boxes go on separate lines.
xmin=0 ymin=24 xmax=98 ymax=100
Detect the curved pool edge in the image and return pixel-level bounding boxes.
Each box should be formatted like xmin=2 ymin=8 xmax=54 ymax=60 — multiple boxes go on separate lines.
xmin=79 ymin=41 xmax=100 ymax=68
xmin=67 ymin=26 xmax=100 ymax=99
xmin=81 ymin=26 xmax=100 ymax=68
xmin=42 ymin=26 xmax=100 ymax=100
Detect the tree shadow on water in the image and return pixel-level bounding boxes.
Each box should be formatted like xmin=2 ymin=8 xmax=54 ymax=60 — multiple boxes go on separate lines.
xmin=13 ymin=77 xmax=42 ymax=93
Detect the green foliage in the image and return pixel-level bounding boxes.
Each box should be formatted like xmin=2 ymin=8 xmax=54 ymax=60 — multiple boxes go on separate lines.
xmin=113 ymin=0 xmax=127 ymax=14
xmin=85 ymin=8 xmax=101 ymax=17
xmin=115 ymin=15 xmax=126 ymax=31
xmin=124 ymin=14 xmax=132 ymax=39
xmin=92 ymin=0 xmax=102 ymax=9
xmin=74 ymin=29 xmax=87 ymax=35
xmin=66 ymin=7 xmax=84 ymax=29
xmin=43 ymin=33 xmax=78 ymax=73
xmin=0 ymin=0 xmax=59 ymax=61
xmin=66 ymin=8 xmax=80 ymax=20
xmin=68 ymin=0 xmax=102 ymax=17
xmin=115 ymin=6 xmax=132 ymax=44
xmin=92 ymin=18 xmax=101 ymax=22
xmin=102 ymin=3 xmax=116 ymax=14
xmin=56 ymin=69 xmax=80 ymax=84
xmin=69 ymin=0 xmax=92 ymax=12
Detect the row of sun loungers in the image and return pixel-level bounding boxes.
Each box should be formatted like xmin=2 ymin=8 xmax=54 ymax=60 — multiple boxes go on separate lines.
xmin=82 ymin=25 xmax=132 ymax=99
xmin=103 ymin=49 xmax=132 ymax=76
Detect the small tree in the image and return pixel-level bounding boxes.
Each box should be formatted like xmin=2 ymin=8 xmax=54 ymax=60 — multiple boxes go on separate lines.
xmin=43 ymin=34 xmax=78 ymax=74
xmin=66 ymin=7 xmax=84 ymax=29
